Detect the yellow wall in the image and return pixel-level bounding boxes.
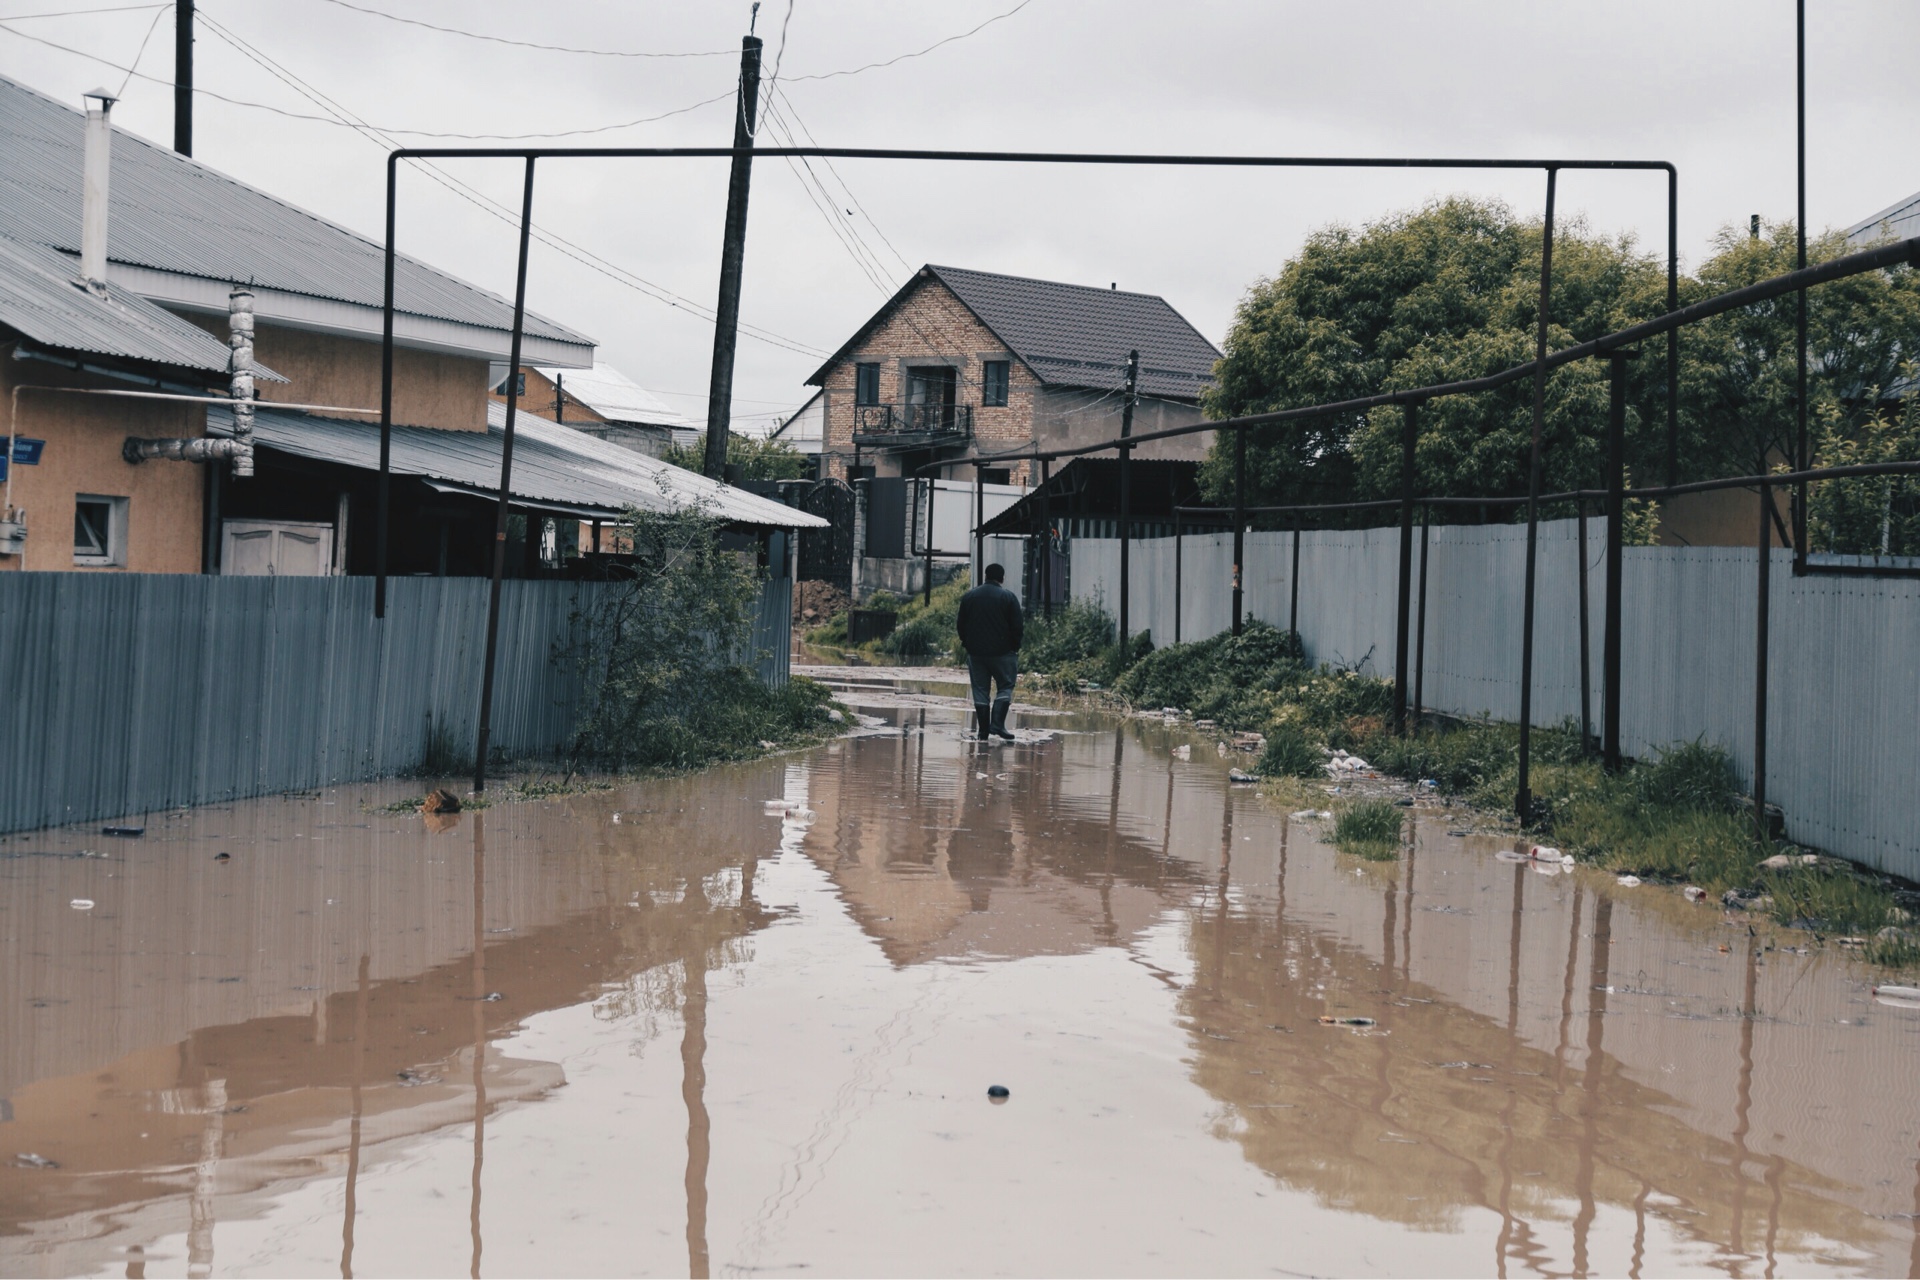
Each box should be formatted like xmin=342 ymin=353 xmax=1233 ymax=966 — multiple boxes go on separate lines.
xmin=0 ymin=361 xmax=206 ymax=575
xmin=182 ymin=315 xmax=490 ymax=432
xmin=489 ymin=367 xmax=608 ymax=426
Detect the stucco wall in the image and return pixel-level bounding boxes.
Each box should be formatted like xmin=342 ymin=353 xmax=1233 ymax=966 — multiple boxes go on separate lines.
xmin=181 ymin=315 xmax=489 ymax=432
xmin=1032 ymin=388 xmax=1211 ymax=461
xmin=0 ymin=361 xmax=205 ymax=575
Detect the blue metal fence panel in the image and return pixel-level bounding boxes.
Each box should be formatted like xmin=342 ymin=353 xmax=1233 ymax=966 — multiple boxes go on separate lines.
xmin=0 ymin=572 xmax=793 ymax=834
xmin=1071 ymin=524 xmax=1920 ymax=879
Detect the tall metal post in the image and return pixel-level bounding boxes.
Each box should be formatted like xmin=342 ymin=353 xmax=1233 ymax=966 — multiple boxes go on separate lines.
xmin=973 ymin=464 xmax=985 ymax=582
xmin=1117 ymin=350 xmax=1139 ymax=657
xmin=1753 ymin=478 xmax=1772 ymax=844
xmin=1037 ymin=458 xmax=1051 ymax=615
xmin=1289 ymin=517 xmax=1300 ymax=638
xmin=1173 ymin=508 xmax=1183 ymax=645
xmin=1603 ymin=350 xmax=1630 ymax=772
xmin=1666 ymin=170 xmax=1679 ymax=489
xmin=1577 ymin=498 xmax=1593 ymax=752
xmin=173 ymin=0 xmax=193 ymax=155
xmin=923 ymin=476 xmax=935 ymax=606
xmin=472 ymin=157 xmax=537 ymax=794
xmin=1231 ymin=427 xmax=1246 ymax=636
xmin=375 ymin=155 xmax=398 ymax=618
xmin=1393 ymin=400 xmax=1418 ymax=734
xmin=701 ymin=34 xmax=763 ymax=480
xmin=1793 ymin=0 xmax=1809 ymax=568
xmin=1516 ymin=167 xmax=1558 ymax=823
xmin=1414 ymin=507 xmax=1431 ymax=721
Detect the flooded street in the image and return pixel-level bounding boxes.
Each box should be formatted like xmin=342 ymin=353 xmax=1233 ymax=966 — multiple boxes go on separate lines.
xmin=3 ymin=686 xmax=1918 ymax=1278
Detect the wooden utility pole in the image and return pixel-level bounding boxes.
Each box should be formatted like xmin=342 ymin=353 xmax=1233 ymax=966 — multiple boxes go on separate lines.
xmin=702 ymin=33 xmax=763 ymax=479
xmin=1116 ymin=349 xmax=1139 ymax=655
xmin=174 ymin=0 xmax=192 ymax=155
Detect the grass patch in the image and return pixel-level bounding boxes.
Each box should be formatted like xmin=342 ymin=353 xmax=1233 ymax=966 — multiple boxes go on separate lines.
xmin=1332 ymin=799 xmax=1404 ymax=861
xmin=1257 ymin=720 xmax=1322 ymax=778
xmin=1866 ymin=931 xmax=1920 ymax=969
xmin=1760 ymin=863 xmax=1893 ymax=934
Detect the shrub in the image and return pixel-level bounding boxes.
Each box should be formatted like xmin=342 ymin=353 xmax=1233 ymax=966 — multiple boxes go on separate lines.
xmin=1021 ymin=598 xmax=1114 ymax=673
xmin=1258 ymin=721 xmax=1323 ymax=778
xmin=1332 ymin=799 xmax=1403 ymax=861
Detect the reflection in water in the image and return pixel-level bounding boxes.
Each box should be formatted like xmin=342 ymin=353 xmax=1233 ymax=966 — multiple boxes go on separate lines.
xmin=0 ymin=705 xmax=1916 ymax=1275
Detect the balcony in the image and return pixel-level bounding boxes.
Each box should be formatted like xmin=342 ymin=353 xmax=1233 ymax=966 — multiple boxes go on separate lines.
xmin=851 ymin=403 xmax=973 ymax=447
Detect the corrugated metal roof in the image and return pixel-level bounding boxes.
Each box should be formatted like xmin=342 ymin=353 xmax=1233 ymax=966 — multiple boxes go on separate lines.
xmin=229 ymin=403 xmax=825 ymax=530
xmin=0 ymin=74 xmax=587 ymax=346
xmin=532 ymin=361 xmax=693 ymax=428
xmin=807 ymin=264 xmax=1222 ymax=400
xmin=0 ymin=232 xmax=236 ymax=374
xmin=1848 ymin=190 xmax=1920 ymax=247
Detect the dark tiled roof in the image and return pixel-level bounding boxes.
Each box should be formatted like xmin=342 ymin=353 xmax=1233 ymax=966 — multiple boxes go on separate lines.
xmin=808 ymin=264 xmax=1221 ymax=401
xmin=0 ymin=74 xmax=586 ymax=346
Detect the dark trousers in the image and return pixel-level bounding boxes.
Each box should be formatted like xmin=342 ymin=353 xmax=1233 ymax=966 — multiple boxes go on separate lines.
xmin=967 ymin=652 xmax=1018 ymax=733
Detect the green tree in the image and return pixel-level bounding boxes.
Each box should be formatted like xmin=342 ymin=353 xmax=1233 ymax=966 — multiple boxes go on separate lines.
xmin=663 ymin=432 xmax=813 ymax=481
xmin=1200 ymin=201 xmax=1919 ymax=520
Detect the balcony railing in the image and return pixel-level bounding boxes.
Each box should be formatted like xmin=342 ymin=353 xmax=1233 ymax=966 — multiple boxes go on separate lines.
xmin=852 ymin=403 xmax=973 ymax=445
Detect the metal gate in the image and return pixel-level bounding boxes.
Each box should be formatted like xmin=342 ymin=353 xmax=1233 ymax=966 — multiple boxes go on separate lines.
xmin=799 ymin=479 xmax=855 ymax=592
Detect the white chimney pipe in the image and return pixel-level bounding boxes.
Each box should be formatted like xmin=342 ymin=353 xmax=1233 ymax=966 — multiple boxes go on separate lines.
xmin=228 ymin=287 xmax=255 ymax=478
xmin=81 ymin=88 xmax=116 ymax=292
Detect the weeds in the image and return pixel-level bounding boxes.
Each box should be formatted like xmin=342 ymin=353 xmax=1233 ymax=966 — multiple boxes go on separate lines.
xmin=1332 ymin=799 xmax=1404 ymax=861
xmin=1257 ymin=721 xmax=1322 ymax=778
xmin=1760 ymin=864 xmax=1893 ymax=934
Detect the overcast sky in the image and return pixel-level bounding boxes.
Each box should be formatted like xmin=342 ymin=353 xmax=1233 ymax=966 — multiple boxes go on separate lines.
xmin=2 ymin=0 xmax=1916 ymax=431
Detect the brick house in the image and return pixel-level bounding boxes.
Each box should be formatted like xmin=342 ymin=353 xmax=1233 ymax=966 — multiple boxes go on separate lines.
xmin=806 ymin=265 xmax=1222 ymax=485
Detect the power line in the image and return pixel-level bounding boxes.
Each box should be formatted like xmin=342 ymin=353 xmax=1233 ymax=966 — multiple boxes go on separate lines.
xmin=780 ymin=0 xmax=1034 ymax=82
xmin=770 ymin=84 xmax=913 ymax=274
xmin=111 ymin=0 xmax=161 ymax=97
xmin=0 ymin=3 xmax=164 ymax=20
xmin=184 ymin=9 xmax=827 ymax=358
xmin=309 ymin=0 xmax=735 ymax=59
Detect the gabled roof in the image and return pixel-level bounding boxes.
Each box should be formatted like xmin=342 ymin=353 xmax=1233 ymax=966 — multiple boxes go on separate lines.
xmin=231 ymin=402 xmax=825 ymax=531
xmin=531 ymin=361 xmax=692 ymax=428
xmin=1848 ymin=190 xmax=1920 ymax=247
xmin=0 ymin=231 xmax=236 ymax=377
xmin=0 ymin=74 xmax=590 ymax=363
xmin=807 ymin=264 xmax=1222 ymax=401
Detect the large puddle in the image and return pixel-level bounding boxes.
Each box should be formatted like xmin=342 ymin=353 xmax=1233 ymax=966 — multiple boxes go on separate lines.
xmin=2 ymin=690 xmax=1917 ymax=1277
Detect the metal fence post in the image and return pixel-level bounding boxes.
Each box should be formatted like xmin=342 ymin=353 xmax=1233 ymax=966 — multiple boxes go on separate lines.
xmin=1604 ymin=350 xmax=1630 ymax=772
xmin=1117 ymin=349 xmax=1138 ymax=657
xmin=1754 ymin=478 xmax=1772 ymax=844
xmin=1577 ymin=497 xmax=1593 ymax=752
xmin=1232 ymin=427 xmax=1246 ymax=636
xmin=473 ymin=156 xmax=537 ymax=794
xmin=1516 ymin=166 xmax=1558 ymax=823
xmin=1414 ymin=505 xmax=1431 ymax=722
xmin=1289 ymin=516 xmax=1301 ymax=638
xmin=1394 ymin=400 xmax=1418 ymax=734
xmin=1173 ymin=507 xmax=1183 ymax=645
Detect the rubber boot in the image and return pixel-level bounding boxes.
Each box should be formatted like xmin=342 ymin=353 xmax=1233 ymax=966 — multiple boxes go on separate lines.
xmin=973 ymin=705 xmax=991 ymax=741
xmin=990 ymin=697 xmax=1016 ymax=741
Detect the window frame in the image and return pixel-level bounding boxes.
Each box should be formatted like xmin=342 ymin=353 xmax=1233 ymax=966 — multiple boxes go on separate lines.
xmin=854 ymin=362 xmax=881 ymax=406
xmin=73 ymin=494 xmax=128 ymax=567
xmin=982 ymin=360 xmax=1010 ymax=408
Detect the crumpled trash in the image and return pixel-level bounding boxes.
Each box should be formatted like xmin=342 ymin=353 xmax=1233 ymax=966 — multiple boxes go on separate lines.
xmin=1761 ymin=852 xmax=1822 ymax=871
xmin=14 ymin=1153 xmax=58 ymax=1169
xmin=1161 ymin=707 xmax=1183 ymax=717
xmin=101 ymin=825 xmax=144 ymax=838
xmin=1615 ymin=875 xmax=1642 ymax=887
xmin=1172 ymin=744 xmax=1191 ymax=760
xmin=70 ymin=898 xmax=94 ymax=910
xmin=1318 ymin=1015 xmax=1377 ymax=1028
xmin=1527 ymin=845 xmax=1569 ymax=864
xmin=1682 ymin=885 xmax=1708 ymax=902
xmin=758 ymin=739 xmax=778 ymax=751
xmin=1078 ymin=680 xmax=1103 ymax=691
xmin=1419 ymin=779 xmax=1439 ymax=790
xmin=1228 ymin=768 xmax=1259 ymax=784
xmin=1872 ymin=984 xmax=1920 ymax=1009
xmin=1193 ymin=719 xmax=1217 ymax=730
xmin=1325 ymin=749 xmax=1372 ymax=776
xmin=826 ymin=708 xmax=845 ymax=723
xmin=1231 ymin=731 xmax=1265 ymax=752
xmin=1291 ymin=809 xmax=1331 ymax=820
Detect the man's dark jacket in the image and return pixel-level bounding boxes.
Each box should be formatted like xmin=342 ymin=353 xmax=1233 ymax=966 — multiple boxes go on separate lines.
xmin=956 ymin=582 xmax=1024 ymax=658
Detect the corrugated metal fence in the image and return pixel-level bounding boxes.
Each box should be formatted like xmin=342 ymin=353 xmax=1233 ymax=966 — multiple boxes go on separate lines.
xmin=0 ymin=573 xmax=793 ymax=835
xmin=1073 ymin=521 xmax=1920 ymax=879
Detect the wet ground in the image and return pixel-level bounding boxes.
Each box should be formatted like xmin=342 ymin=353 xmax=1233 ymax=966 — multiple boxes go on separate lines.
xmin=3 ymin=678 xmax=1918 ymax=1278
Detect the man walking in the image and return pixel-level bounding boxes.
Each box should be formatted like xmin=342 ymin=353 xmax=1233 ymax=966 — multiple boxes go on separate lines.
xmin=956 ymin=563 xmax=1023 ymax=742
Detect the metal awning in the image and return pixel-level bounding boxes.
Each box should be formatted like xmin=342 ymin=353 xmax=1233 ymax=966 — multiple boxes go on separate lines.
xmin=219 ymin=404 xmax=827 ymax=531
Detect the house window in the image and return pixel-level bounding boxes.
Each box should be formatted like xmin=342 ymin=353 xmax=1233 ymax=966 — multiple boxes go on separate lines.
xmin=494 ymin=371 xmax=525 ymax=396
xmin=74 ymin=495 xmax=128 ymax=567
xmin=855 ymin=362 xmax=881 ymax=406
xmin=982 ymin=360 xmax=1010 ymax=408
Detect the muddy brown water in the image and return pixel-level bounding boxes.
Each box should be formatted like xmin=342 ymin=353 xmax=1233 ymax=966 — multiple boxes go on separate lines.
xmin=2 ymin=690 xmax=1917 ymax=1277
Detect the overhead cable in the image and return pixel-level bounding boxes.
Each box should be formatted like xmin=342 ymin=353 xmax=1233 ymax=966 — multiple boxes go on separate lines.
xmin=309 ymin=0 xmax=734 ymax=58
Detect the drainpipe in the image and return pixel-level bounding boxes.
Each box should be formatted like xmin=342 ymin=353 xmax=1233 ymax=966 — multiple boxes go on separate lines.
xmin=122 ymin=287 xmax=255 ymax=474
xmin=80 ymin=88 xmax=115 ymax=293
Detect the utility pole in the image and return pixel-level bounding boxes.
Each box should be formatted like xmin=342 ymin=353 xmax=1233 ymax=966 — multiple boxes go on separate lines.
xmin=1116 ymin=349 xmax=1139 ymax=657
xmin=702 ymin=28 xmax=763 ymax=480
xmin=173 ymin=0 xmax=192 ymax=155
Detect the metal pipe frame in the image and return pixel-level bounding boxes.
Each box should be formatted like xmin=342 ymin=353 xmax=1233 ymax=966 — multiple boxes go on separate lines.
xmin=1414 ymin=507 xmax=1430 ymax=723
xmin=1394 ymin=400 xmax=1420 ymax=734
xmin=1516 ymin=167 xmax=1558 ymax=822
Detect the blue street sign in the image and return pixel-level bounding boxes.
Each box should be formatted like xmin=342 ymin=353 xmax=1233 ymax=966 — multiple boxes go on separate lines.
xmin=12 ymin=438 xmax=44 ymax=464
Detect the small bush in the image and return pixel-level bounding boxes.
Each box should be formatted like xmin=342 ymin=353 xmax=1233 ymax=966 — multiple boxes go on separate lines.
xmin=1258 ymin=721 xmax=1323 ymax=778
xmin=1761 ymin=864 xmax=1894 ymax=934
xmin=1022 ymin=598 xmax=1114 ymax=673
xmin=1332 ymin=799 xmax=1403 ymax=861
xmin=878 ymin=575 xmax=969 ymax=664
xmin=1634 ymin=740 xmax=1742 ymax=813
